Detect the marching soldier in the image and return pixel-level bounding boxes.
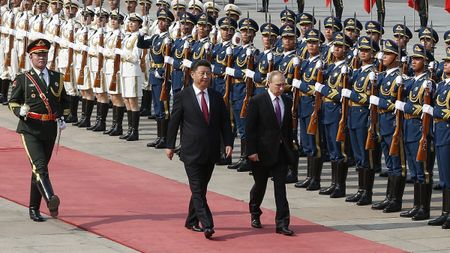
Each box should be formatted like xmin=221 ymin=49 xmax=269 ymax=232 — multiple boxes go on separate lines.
xmin=396 ymin=44 xmax=435 ymax=221
xmin=223 ymin=3 xmax=241 ymax=46
xmin=14 ymin=0 xmax=33 ymax=73
xmin=169 ymin=0 xmax=186 ymax=39
xmin=224 ymin=17 xmax=259 ymax=172
xmin=8 ymin=38 xmax=70 ymax=222
xmin=187 ymin=0 xmax=203 ymax=16
xmin=203 ymin=1 xmax=219 ymax=43
xmin=191 ymin=13 xmax=214 ymax=61
xmin=28 ymin=0 xmax=49 ymax=41
xmin=370 ymin=39 xmax=407 ymax=212
xmin=323 ymin=16 xmax=343 ymax=64
xmin=45 ymin=0 xmax=64 ymax=72
xmin=138 ymin=8 xmax=174 ymax=148
xmin=427 ymin=47 xmax=450 ymax=228
xmin=0 ymin=0 xmax=6 ymax=103
xmin=274 ymin=9 xmax=296 ymax=55
xmin=341 ymin=36 xmax=380 ymax=205
xmin=296 ymin=13 xmax=316 ymax=59
xmin=343 ymin=17 xmax=362 ymax=66
xmin=315 ymin=32 xmax=352 ymax=198
xmin=418 ymin=27 xmax=439 ymax=53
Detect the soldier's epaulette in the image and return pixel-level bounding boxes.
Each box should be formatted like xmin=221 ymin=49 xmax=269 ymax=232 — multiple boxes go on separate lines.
xmin=272 ymin=51 xmax=282 ymax=57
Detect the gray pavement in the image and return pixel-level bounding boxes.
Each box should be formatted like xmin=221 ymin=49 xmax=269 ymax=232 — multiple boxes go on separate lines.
xmin=1 ymin=0 xmax=450 ymax=252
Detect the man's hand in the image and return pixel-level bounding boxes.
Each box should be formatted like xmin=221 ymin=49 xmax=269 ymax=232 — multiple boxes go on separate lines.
xmin=57 ymin=118 xmax=67 ymax=130
xmin=225 ymin=146 xmax=233 ymax=158
xmin=248 ymin=153 xmax=259 ymax=162
xmin=165 ymin=149 xmax=174 ymax=160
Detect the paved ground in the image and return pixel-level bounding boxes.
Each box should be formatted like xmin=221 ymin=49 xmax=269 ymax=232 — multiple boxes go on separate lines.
xmin=1 ymin=0 xmax=449 ymax=252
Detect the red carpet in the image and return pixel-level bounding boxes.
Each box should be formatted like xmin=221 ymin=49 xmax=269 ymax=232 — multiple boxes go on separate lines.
xmin=0 ymin=127 xmax=404 ymax=253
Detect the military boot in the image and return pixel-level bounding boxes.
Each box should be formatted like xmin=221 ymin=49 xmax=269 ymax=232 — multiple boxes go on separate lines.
xmin=346 ymin=168 xmax=365 ymax=202
xmin=120 ymin=111 xmax=133 ymax=139
xmin=109 ymin=106 xmax=125 ymax=136
xmin=73 ymin=98 xmax=86 ymax=126
xmin=295 ymin=156 xmax=313 ymax=188
xmin=36 ymin=174 xmax=60 ymax=218
xmin=237 ymin=139 xmax=250 ymax=172
xmin=78 ymin=99 xmax=95 ymax=128
xmin=286 ymin=157 xmax=299 ymax=184
xmin=228 ymin=139 xmax=246 ymax=170
xmin=372 ymin=174 xmax=393 ymax=210
xmin=155 ymin=118 xmax=168 ymax=148
xmin=147 ymin=119 xmax=162 ymax=147
xmin=104 ymin=106 xmax=117 ymax=135
xmin=93 ymin=102 xmax=109 ymax=132
xmin=307 ymin=156 xmax=322 ymax=191
xmin=412 ymin=183 xmax=432 ymax=220
xmin=65 ymin=96 xmax=79 ymax=123
xmin=330 ymin=160 xmax=348 ymax=198
xmin=384 ymin=175 xmax=406 ymax=213
xmin=87 ymin=102 xmax=101 ymax=130
xmin=357 ymin=168 xmax=375 ymax=206
xmin=320 ymin=161 xmax=337 ymax=195
xmin=400 ymin=182 xmax=420 ymax=217
xmin=428 ymin=188 xmax=449 ymax=226
xmin=126 ymin=111 xmax=140 ymax=141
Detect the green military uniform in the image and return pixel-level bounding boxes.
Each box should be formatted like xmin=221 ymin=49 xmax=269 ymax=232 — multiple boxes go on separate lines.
xmin=8 ymin=39 xmax=70 ymax=222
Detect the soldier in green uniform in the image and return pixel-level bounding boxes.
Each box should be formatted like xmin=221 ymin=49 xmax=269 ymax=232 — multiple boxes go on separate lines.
xmin=8 ymin=39 xmax=70 ymax=222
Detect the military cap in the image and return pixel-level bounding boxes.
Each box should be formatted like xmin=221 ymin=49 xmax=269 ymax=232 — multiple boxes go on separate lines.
xmin=125 ymin=0 xmax=138 ymax=2
xmin=239 ymin=18 xmax=259 ymax=32
xmin=129 ymin=12 xmax=144 ymax=23
xmin=344 ymin=18 xmax=363 ymax=31
xmin=280 ymin=9 xmax=296 ymax=23
xmin=50 ymin=0 xmax=64 ymax=4
xmin=324 ymin=16 xmax=342 ymax=31
xmin=392 ymin=24 xmax=413 ymax=39
xmin=260 ymin=23 xmax=280 ymax=36
xmin=444 ymin=30 xmax=450 ymax=44
xmin=411 ymin=44 xmax=432 ymax=60
xmin=305 ymin=28 xmax=320 ymax=42
xmin=171 ymin=0 xmax=186 ymax=9
xmin=27 ymin=39 xmax=51 ymax=54
xmin=444 ymin=46 xmax=450 ymax=61
xmin=157 ymin=9 xmax=175 ymax=22
xmin=138 ymin=0 xmax=153 ymax=5
xmin=224 ymin=4 xmax=241 ymax=16
xmin=64 ymin=0 xmax=80 ymax=9
xmin=180 ymin=12 xmax=197 ymax=25
xmin=280 ymin=24 xmax=299 ymax=37
xmin=383 ymin=39 xmax=403 ymax=56
xmin=81 ymin=6 xmax=95 ymax=16
xmin=188 ymin=0 xmax=204 ymax=11
xmin=156 ymin=0 xmax=171 ymax=8
xmin=110 ymin=10 xmax=126 ymax=20
xmin=218 ymin=16 xmax=237 ymax=30
xmin=333 ymin=32 xmax=352 ymax=47
xmin=419 ymin=27 xmax=439 ymax=43
xmin=203 ymin=1 xmax=220 ymax=13
xmin=196 ymin=13 xmax=215 ymax=26
xmin=37 ymin=0 xmax=50 ymax=4
xmin=357 ymin=36 xmax=380 ymax=52
xmin=95 ymin=7 xmax=109 ymax=17
xmin=365 ymin=20 xmax=384 ymax=35
xmin=298 ymin=13 xmax=316 ymax=25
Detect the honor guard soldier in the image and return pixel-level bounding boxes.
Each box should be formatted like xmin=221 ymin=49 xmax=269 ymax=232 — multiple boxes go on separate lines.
xmin=427 ymin=47 xmax=450 ymax=228
xmin=0 ymin=0 xmax=7 ymax=103
xmin=395 ymin=44 xmax=435 ymax=221
xmin=14 ymin=0 xmax=33 ymax=73
xmin=341 ymin=36 xmax=380 ymax=205
xmin=190 ymin=13 xmax=214 ymax=61
xmin=0 ymin=0 xmax=21 ymax=105
xmin=138 ymin=8 xmax=174 ymax=148
xmin=147 ymin=0 xmax=169 ymax=36
xmin=28 ymin=0 xmax=49 ymax=41
xmin=418 ymin=27 xmax=439 ymax=53
xmin=45 ymin=0 xmax=64 ymax=72
xmin=103 ymin=10 xmax=125 ymax=136
xmin=343 ymin=17 xmax=362 ymax=65
xmin=296 ymin=13 xmax=316 ymax=59
xmin=393 ymin=23 xmax=414 ymax=77
xmin=169 ymin=0 xmax=186 ymax=39
xmin=292 ymin=28 xmax=324 ymax=190
xmin=210 ymin=16 xmax=236 ymax=166
xmin=274 ymin=9 xmax=296 ymax=55
xmin=315 ymin=32 xmax=352 ymax=198
xmin=370 ymin=40 xmax=407 ymax=212
xmin=8 ymin=39 xmax=70 ymax=222
xmin=73 ymin=7 xmax=96 ymax=128
xmin=203 ymin=1 xmax=220 ymax=43
xmin=187 ymin=0 xmax=203 ymax=16
xmin=223 ymin=3 xmax=241 ymax=46
xmin=323 ymin=16 xmax=343 ymax=64
xmin=436 ymin=31 xmax=450 ymax=82
xmin=224 ymin=17 xmax=259 ymax=172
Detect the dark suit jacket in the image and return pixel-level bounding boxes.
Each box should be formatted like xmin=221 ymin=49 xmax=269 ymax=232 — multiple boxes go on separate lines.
xmin=246 ymin=91 xmax=296 ymax=167
xmin=166 ymin=86 xmax=233 ymax=165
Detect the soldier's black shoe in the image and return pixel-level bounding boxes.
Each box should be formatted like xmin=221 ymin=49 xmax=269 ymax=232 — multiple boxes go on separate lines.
xmin=294 ymin=177 xmax=311 ymax=188
xmin=204 ymin=228 xmax=215 ymax=239
xmin=330 ymin=187 xmax=346 ymax=198
xmin=379 ymin=171 xmax=388 ymax=177
xmin=412 ymin=208 xmax=430 ymax=221
xmin=154 ymin=138 xmax=167 ymax=148
xmin=251 ymin=218 xmax=262 ymax=228
xmin=372 ymin=198 xmax=391 ymax=210
xmin=126 ymin=128 xmax=139 ymax=141
xmin=48 ymin=195 xmax=60 ymax=218
xmin=400 ymin=207 xmax=419 ymax=217
xmin=306 ymin=179 xmax=320 ymax=191
xmin=237 ymin=159 xmax=250 ymax=172
xmin=87 ymin=117 xmax=100 ymax=130
xmin=29 ymin=208 xmax=46 ymax=222
xmin=185 ymin=224 xmax=203 ymax=232
xmin=320 ymin=185 xmax=336 ymax=195
xmin=227 ymin=158 xmax=244 ymax=170
xmin=126 ymin=111 xmax=140 ymax=141
xmin=357 ymin=191 xmax=373 ymax=206
xmin=428 ymin=213 xmax=449 ymax=226
xmin=276 ymin=227 xmax=294 ymax=236
xmin=65 ymin=114 xmax=78 ymax=123
xmin=147 ymin=138 xmax=162 ymax=147
xmin=345 ymin=190 xmax=364 ymax=202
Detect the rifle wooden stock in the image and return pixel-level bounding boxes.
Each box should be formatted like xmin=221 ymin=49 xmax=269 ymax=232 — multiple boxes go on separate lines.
xmin=109 ymin=34 xmax=122 ymax=92
xmin=352 ymin=54 xmax=360 ymax=70
xmin=50 ymin=23 xmax=60 ymax=71
xmin=268 ymin=58 xmax=274 ymax=73
xmin=292 ymin=62 xmax=302 ymax=148
xmin=93 ymin=31 xmax=104 ymax=88
xmin=183 ymin=47 xmax=191 ymax=88
xmin=336 ymin=73 xmax=349 ymax=142
xmin=4 ymin=13 xmax=15 ymax=67
xmin=389 ymin=83 xmax=404 ymax=156
xmin=365 ymin=80 xmax=379 ymax=150
xmin=19 ymin=18 xmax=29 ymax=69
xmin=223 ymin=52 xmax=233 ymax=107
xmin=77 ymin=29 xmax=88 ymax=85
xmin=63 ymin=28 xmax=74 ymax=82
xmin=240 ymin=53 xmax=254 ymax=118
xmin=140 ymin=48 xmax=148 ymax=81
xmin=307 ymin=67 xmax=323 ymax=135
xmin=416 ymin=87 xmax=431 ymax=162
xmin=160 ymin=42 xmax=172 ymax=102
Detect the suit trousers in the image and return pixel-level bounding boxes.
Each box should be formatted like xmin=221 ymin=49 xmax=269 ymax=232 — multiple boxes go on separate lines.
xmin=249 ymin=146 xmax=290 ymax=228
xmin=184 ymin=161 xmax=216 ymax=229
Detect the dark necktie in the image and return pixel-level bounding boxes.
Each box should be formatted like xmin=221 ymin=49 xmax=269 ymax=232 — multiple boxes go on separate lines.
xmin=275 ymin=97 xmax=282 ymax=126
xmin=201 ymin=91 xmax=209 ymax=124
xmin=39 ymin=72 xmax=47 ymax=86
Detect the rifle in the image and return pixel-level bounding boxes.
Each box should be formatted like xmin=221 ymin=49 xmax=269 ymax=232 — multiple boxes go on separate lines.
xmin=77 ymin=1 xmax=88 ymax=85
xmin=240 ymin=48 xmax=254 ymax=118
xmin=223 ymin=46 xmax=233 ymax=107
xmin=4 ymin=4 xmax=15 ymax=67
xmin=307 ymin=22 xmax=323 ymax=135
xmin=429 ymin=21 xmax=437 ymax=83
xmin=64 ymin=3 xmax=74 ymax=82
xmin=211 ymin=0 xmax=217 ymax=44
xmin=292 ymin=58 xmax=301 ymax=149
xmin=182 ymin=40 xmax=191 ymax=88
xmin=416 ymin=82 xmax=431 ymax=184
xmin=336 ymin=68 xmax=349 ymax=142
xmin=267 ymin=15 xmax=274 ymax=73
xmin=350 ymin=12 xmax=360 ymax=70
xmin=50 ymin=13 xmax=61 ymax=71
xmin=109 ymin=10 xmax=122 ymax=92
xmin=18 ymin=11 xmax=29 ymax=69
xmin=365 ymin=39 xmax=379 ymax=150
xmin=93 ymin=2 xmax=105 ymax=88
xmin=160 ymin=37 xmax=172 ymax=102
xmin=140 ymin=1 xmax=148 ymax=82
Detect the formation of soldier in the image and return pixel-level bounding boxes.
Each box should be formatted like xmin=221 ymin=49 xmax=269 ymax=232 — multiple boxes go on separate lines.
xmin=1 ymin=0 xmax=450 ymax=229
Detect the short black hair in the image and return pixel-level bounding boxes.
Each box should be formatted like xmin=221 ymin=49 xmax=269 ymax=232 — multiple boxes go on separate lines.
xmin=191 ymin=59 xmax=212 ymax=72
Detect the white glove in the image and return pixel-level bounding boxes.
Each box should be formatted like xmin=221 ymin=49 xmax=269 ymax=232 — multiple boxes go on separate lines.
xmin=245 ymin=69 xmax=255 ymax=79
xmin=80 ymin=45 xmax=89 ymax=52
xmin=53 ymin=36 xmax=61 ymax=44
xmin=9 ymin=28 xmax=16 ymax=36
xmin=164 ymin=56 xmax=174 ymax=65
xmin=401 ymin=56 xmax=407 ymax=63
xmin=421 ymin=80 xmax=432 ymax=92
xmin=204 ymin=42 xmax=211 ymax=50
xmin=16 ymin=30 xmax=28 ymax=39
xmin=211 ymin=64 xmax=215 ymax=72
xmin=428 ymin=61 xmax=435 ymax=70
xmin=163 ymin=37 xmax=171 ymax=45
xmin=98 ymin=46 xmax=105 ymax=55
xmin=225 ymin=67 xmax=235 ymax=77
xmin=182 ymin=59 xmax=192 ymax=68
xmin=377 ymin=52 xmax=384 ymax=61
xmin=341 ymin=65 xmax=348 ymax=74
xmin=368 ymin=71 xmax=377 ymax=81
xmin=267 ymin=52 xmax=273 ymax=61
xmin=395 ymin=100 xmax=406 ymax=112
xmin=314 ymin=82 xmax=324 ymax=93
xmin=226 ymin=46 xmax=233 ymax=55
xmin=246 ymin=47 xmax=252 ymax=56
xmin=19 ymin=104 xmax=30 ymax=117
xmin=369 ymin=95 xmax=380 ymax=106
xmin=395 ymin=75 xmax=403 ymax=85
xmin=120 ymin=51 xmax=130 ymax=60
xmin=292 ymin=78 xmax=302 ymax=89
xmin=183 ymin=40 xmax=190 ymax=49
xmin=315 ymin=60 xmax=323 ymax=69
xmin=330 ymin=45 xmax=335 ymax=53
xmin=293 ymin=57 xmax=300 ymax=66
xmin=114 ymin=48 xmax=123 ymax=55
xmin=341 ymin=88 xmax=352 ymax=98
xmin=57 ymin=118 xmax=67 ymax=130
xmin=422 ymin=104 xmax=434 ymax=115
xmin=353 ymin=48 xmax=358 ymax=57
xmin=154 ymin=71 xmax=163 ymax=79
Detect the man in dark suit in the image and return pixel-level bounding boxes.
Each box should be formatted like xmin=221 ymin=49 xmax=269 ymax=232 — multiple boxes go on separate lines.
xmin=166 ymin=60 xmax=233 ymax=239
xmin=246 ymin=70 xmax=295 ymax=236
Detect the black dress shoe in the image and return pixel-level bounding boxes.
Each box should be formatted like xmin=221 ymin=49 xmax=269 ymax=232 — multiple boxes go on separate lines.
xmin=276 ymin=227 xmax=294 ymax=236
xmin=185 ymin=224 xmax=204 ymax=232
xmin=428 ymin=213 xmax=448 ymax=226
xmin=204 ymin=228 xmax=215 ymax=239
xmin=29 ymin=209 xmax=46 ymax=222
xmin=251 ymin=219 xmax=262 ymax=228
xmin=48 ymin=195 xmax=60 ymax=218
xmin=379 ymin=171 xmax=388 ymax=177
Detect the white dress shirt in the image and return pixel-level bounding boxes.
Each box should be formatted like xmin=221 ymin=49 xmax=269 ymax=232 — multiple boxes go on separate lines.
xmin=268 ymin=89 xmax=284 ymax=123
xmin=193 ymin=85 xmax=210 ymax=112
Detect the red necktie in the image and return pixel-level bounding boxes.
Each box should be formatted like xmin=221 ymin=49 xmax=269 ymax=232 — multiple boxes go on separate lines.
xmin=201 ymin=91 xmax=209 ymax=124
